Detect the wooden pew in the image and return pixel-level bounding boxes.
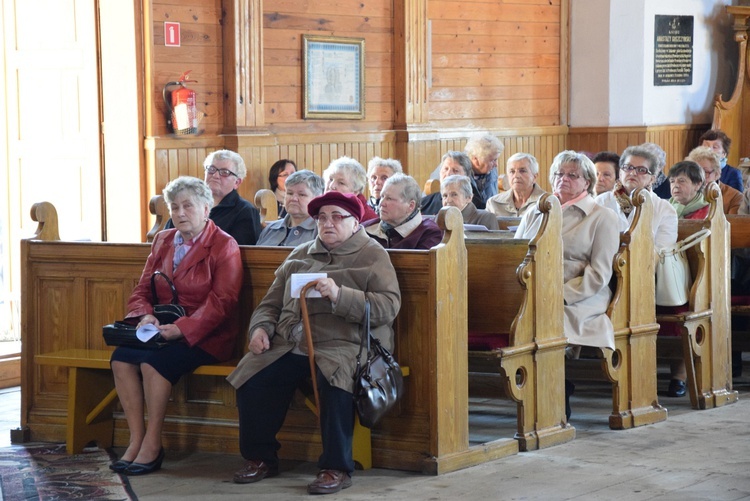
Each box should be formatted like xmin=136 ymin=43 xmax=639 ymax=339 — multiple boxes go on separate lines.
xmin=255 ymin=188 xmax=278 ymax=225
xmin=724 ymin=214 xmax=750 ymax=356
xmin=466 ymin=194 xmax=575 ymax=451
xmin=587 ymin=189 xmax=667 ymax=429
xmin=21 ymin=202 xmax=521 ymax=474
xmin=655 ymin=185 xmax=738 ymax=409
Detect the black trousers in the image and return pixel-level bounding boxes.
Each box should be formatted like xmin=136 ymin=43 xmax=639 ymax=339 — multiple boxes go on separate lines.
xmin=236 ymin=352 xmax=355 ymax=473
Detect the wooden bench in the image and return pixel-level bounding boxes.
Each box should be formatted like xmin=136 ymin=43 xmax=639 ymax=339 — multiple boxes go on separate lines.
xmin=655 ymin=184 xmax=738 ymax=409
xmin=22 ymin=202 xmax=526 ymax=474
xmin=568 ymin=189 xmax=667 ymax=428
xmin=466 ymin=194 xmax=575 ymax=451
xmin=723 ymin=214 xmax=750 ymax=358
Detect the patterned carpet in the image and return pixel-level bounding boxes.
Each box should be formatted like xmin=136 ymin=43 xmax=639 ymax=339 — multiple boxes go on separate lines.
xmin=0 ymin=443 xmax=136 ymax=500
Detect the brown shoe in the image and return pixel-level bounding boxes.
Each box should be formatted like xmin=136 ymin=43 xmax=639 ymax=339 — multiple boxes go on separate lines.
xmin=232 ymin=459 xmax=278 ymax=484
xmin=307 ymin=469 xmax=352 ymax=495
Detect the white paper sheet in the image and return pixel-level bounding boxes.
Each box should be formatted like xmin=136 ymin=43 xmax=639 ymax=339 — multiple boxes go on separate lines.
xmin=291 ymin=273 xmax=327 ymax=298
xmin=136 ymin=323 xmax=161 ymax=342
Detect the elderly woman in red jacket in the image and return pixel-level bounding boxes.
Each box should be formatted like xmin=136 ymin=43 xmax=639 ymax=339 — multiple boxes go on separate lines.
xmin=109 ymin=176 xmax=243 ymax=476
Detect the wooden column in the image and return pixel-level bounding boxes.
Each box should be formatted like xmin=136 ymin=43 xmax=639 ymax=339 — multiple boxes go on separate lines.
xmin=393 ymin=0 xmax=436 ymax=173
xmin=222 ymin=0 xmax=266 ymax=135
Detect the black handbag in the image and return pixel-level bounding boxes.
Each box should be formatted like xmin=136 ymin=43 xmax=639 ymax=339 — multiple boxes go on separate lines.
xmin=352 ymin=300 xmax=404 ymax=428
xmin=102 ymin=271 xmax=185 ymax=349
xmin=103 ymin=320 xmax=171 ymax=349
xmin=151 ymin=271 xmax=186 ymax=324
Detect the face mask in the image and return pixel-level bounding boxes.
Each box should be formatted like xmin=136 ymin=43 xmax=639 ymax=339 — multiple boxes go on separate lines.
xmin=720 ymin=157 xmax=728 ymax=169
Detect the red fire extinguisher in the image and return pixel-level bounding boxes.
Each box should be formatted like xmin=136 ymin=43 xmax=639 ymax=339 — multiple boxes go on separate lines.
xmin=163 ymin=70 xmax=199 ymax=135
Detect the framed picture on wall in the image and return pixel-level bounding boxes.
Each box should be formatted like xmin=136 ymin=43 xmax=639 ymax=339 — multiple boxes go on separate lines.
xmin=303 ymin=35 xmax=365 ymax=119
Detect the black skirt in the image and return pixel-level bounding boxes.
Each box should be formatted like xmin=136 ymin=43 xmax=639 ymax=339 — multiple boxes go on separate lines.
xmin=110 ymin=341 xmax=217 ymax=385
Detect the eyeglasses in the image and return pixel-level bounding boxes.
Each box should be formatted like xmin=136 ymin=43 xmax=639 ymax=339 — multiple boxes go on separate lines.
xmin=621 ymin=165 xmax=651 ymax=175
xmin=205 ymin=165 xmax=238 ymax=178
xmin=553 ymin=171 xmax=581 ymax=181
xmin=313 ymin=213 xmax=353 ymax=224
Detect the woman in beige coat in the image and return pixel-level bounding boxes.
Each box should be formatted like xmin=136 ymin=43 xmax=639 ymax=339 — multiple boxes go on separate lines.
xmin=227 ymin=191 xmax=400 ymax=495
xmin=516 ymin=150 xmax=620 ymax=418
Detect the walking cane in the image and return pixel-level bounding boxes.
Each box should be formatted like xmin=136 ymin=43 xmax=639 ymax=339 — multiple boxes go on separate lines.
xmin=300 ymin=280 xmax=321 ymax=422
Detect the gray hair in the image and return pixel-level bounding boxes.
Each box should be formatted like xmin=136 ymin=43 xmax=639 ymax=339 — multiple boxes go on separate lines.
xmin=441 ymin=151 xmax=473 ymax=177
xmin=285 ymin=169 xmax=325 ymax=196
xmin=323 ymin=156 xmax=367 ymax=194
xmin=382 ymin=173 xmax=422 ymax=206
xmin=465 ymin=133 xmax=504 ymax=162
xmin=164 ymin=176 xmax=214 ymax=212
xmin=549 ymin=150 xmax=597 ymax=196
xmin=506 ymin=152 xmax=539 ymax=175
xmin=639 ymin=143 xmax=667 ymax=171
xmin=441 ymin=174 xmax=473 ymax=199
xmin=687 ymin=146 xmax=721 ymax=172
xmin=367 ymin=157 xmax=403 ymax=177
xmin=621 ymin=145 xmax=659 ymax=175
xmin=204 ymin=149 xmax=247 ymax=179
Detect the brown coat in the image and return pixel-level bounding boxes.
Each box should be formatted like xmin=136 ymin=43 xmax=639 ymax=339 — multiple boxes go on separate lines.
xmin=226 ymin=227 xmax=401 ymax=392
xmin=720 ymin=182 xmax=742 ymax=215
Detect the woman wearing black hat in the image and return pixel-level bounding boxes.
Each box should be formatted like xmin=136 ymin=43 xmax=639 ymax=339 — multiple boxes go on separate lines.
xmin=227 ymin=191 xmax=401 ymax=495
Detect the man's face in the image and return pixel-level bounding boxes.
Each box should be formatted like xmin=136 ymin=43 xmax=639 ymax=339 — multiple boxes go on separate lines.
xmin=204 ymin=157 xmax=241 ymax=201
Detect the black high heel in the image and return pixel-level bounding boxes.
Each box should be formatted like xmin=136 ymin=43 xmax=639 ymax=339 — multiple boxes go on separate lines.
xmin=124 ymin=447 xmax=165 ymax=476
xmin=109 ymin=459 xmax=132 ymax=473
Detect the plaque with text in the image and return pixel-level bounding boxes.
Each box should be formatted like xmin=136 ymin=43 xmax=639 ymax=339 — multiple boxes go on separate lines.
xmin=654 ymin=15 xmax=694 ymax=86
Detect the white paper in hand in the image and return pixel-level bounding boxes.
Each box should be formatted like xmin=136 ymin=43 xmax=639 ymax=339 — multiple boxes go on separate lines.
xmin=291 ymin=273 xmax=327 ymax=298
xmin=136 ymin=324 xmax=161 ymax=342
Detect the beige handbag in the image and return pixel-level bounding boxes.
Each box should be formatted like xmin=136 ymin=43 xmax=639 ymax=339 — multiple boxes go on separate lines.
xmin=655 ymin=229 xmax=710 ymax=307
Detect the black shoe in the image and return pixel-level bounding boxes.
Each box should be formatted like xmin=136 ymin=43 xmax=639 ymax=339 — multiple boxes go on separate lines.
xmin=564 ymin=380 xmax=575 ymax=420
xmin=109 ymin=459 xmax=132 ymax=473
xmin=667 ymin=379 xmax=686 ymax=397
xmin=124 ymin=448 xmax=165 ymax=476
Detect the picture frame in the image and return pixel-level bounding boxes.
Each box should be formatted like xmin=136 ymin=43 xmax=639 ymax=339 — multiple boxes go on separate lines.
xmin=303 ymin=35 xmax=365 ymax=120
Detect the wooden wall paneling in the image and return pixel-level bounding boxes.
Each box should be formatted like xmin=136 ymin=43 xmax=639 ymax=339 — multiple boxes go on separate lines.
xmin=427 ymin=0 xmax=562 ymax=129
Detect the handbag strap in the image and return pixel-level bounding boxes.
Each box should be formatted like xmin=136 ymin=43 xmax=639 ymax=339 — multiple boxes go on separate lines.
xmin=299 ymin=280 xmax=321 ymax=423
xmin=151 ymin=271 xmax=179 ymax=305
xmin=355 ymin=299 xmax=371 ymax=374
xmin=659 ymin=229 xmax=711 ymax=257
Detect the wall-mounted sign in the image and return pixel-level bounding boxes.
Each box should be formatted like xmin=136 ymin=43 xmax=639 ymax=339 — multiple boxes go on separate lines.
xmin=654 ymin=15 xmax=693 ymax=86
xmin=164 ymin=22 xmax=180 ymax=47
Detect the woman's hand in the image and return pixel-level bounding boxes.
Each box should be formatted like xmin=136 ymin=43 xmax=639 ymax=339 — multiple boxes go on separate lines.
xmin=136 ymin=314 xmax=159 ymax=328
xmin=158 ymin=323 xmax=184 ymax=341
xmin=314 ymin=278 xmax=340 ymax=303
xmin=249 ymin=327 xmax=270 ymax=355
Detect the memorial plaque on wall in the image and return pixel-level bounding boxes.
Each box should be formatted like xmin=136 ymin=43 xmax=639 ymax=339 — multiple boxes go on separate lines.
xmin=654 ymin=15 xmax=694 ymax=86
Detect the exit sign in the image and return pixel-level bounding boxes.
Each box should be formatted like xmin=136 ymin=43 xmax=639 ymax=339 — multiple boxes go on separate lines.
xmin=164 ymin=22 xmax=180 ymax=47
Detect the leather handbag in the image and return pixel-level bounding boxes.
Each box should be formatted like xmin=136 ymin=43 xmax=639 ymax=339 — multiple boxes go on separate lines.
xmin=103 ymin=320 xmax=170 ymax=349
xmin=352 ymin=300 xmax=404 ymax=428
xmin=655 ymin=229 xmax=710 ymax=307
xmin=151 ymin=271 xmax=186 ymax=324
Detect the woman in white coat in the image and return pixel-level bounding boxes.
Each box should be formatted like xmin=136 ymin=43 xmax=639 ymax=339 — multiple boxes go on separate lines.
xmin=515 ymin=150 xmax=620 ymax=419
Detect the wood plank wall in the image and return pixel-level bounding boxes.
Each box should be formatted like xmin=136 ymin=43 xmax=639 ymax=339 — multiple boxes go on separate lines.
xmin=568 ymin=125 xmax=711 ymax=175
xmin=427 ymin=0 xmax=562 ymax=129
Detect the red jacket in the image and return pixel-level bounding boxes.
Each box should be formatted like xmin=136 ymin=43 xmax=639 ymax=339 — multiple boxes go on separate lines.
xmin=126 ymin=220 xmax=243 ymax=361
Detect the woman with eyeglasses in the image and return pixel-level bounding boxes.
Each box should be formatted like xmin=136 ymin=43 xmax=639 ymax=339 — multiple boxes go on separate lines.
xmin=110 ymin=176 xmax=243 ymax=475
xmin=228 ymin=191 xmax=400 ymax=495
xmin=515 ymin=150 xmax=620 ymax=420
xmin=165 ymin=150 xmax=262 ymax=245
xmin=687 ymin=146 xmax=742 ymax=215
xmin=594 ymin=145 xmax=678 ymax=253
xmin=268 ymin=159 xmax=297 ymax=218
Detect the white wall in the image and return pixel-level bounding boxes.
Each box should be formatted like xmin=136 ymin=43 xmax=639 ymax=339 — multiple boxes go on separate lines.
xmin=570 ymin=0 xmax=735 ymax=127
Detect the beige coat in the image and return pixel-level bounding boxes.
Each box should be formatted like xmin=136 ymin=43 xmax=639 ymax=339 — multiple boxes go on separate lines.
xmin=486 ymin=183 xmax=546 ymax=217
xmin=227 ymin=228 xmax=401 ymax=393
xmin=516 ymin=195 xmax=620 ymax=349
